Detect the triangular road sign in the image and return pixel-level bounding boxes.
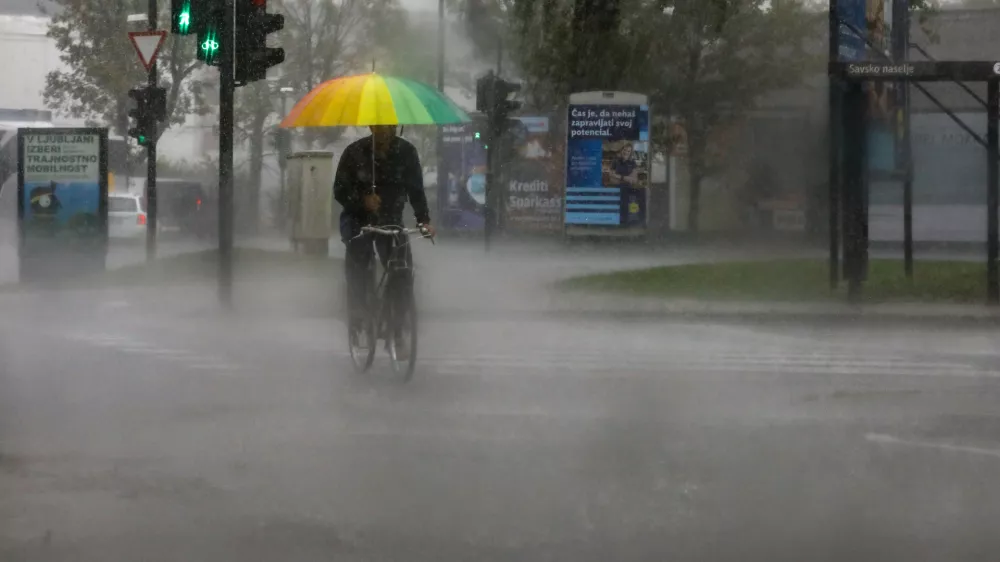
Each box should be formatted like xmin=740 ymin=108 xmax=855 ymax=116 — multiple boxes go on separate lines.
xmin=128 ymin=31 xmax=168 ymax=71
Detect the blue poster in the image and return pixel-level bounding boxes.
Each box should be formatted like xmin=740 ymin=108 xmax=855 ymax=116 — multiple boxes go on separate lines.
xmin=18 ymin=129 xmax=108 ymax=280
xmin=438 ymin=122 xmax=487 ymax=231
xmin=564 ymin=104 xmax=650 ymax=226
xmin=838 ymin=0 xmax=866 ymax=62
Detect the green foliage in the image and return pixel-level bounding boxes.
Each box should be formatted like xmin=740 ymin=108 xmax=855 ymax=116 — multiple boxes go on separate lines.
xmin=41 ymin=0 xmax=205 ymax=138
xmin=558 ymin=259 xmax=989 ymax=304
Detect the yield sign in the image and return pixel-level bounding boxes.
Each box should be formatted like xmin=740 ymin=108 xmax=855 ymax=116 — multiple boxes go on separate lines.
xmin=128 ymin=30 xmax=168 ymax=71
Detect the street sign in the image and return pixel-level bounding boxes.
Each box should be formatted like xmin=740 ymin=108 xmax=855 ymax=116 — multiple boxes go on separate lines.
xmin=829 ymin=60 xmax=1000 ymax=82
xmin=128 ymin=30 xmax=168 ymax=71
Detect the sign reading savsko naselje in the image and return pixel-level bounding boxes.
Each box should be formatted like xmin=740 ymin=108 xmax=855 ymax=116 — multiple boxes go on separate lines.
xmin=564 ymin=101 xmax=650 ymax=227
xmin=18 ymin=128 xmax=107 ymax=251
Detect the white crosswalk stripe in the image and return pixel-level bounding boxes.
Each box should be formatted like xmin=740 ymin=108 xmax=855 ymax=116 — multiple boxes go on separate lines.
xmin=59 ymin=331 xmax=240 ymax=373
xmin=321 ymin=347 xmax=1000 ymax=379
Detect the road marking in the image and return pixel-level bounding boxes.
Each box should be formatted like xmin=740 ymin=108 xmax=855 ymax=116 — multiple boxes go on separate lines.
xmin=865 ymin=433 xmax=1000 ymax=460
xmin=322 ymin=349 xmax=1000 ymax=379
xmin=60 ymin=331 xmax=240 ymax=374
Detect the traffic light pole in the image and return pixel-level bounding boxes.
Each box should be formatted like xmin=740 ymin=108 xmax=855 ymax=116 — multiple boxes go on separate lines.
xmin=484 ymin=123 xmax=495 ymax=252
xmin=218 ymin=0 xmax=235 ymax=308
xmin=146 ymin=0 xmax=159 ymax=261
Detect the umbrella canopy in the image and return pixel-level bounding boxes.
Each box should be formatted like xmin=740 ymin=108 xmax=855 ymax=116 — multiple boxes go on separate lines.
xmin=279 ymin=73 xmax=471 ymax=128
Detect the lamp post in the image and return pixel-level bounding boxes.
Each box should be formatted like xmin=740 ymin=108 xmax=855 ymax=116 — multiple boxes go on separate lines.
xmin=277 ymin=86 xmax=294 ymax=232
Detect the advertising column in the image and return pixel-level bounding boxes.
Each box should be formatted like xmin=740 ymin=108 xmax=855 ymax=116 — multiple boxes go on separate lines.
xmin=18 ymin=128 xmax=108 ymax=281
xmin=564 ymin=93 xmax=650 ymax=237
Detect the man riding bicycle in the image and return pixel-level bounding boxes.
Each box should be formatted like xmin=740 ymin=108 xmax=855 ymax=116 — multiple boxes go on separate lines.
xmin=333 ymin=125 xmax=435 ymax=355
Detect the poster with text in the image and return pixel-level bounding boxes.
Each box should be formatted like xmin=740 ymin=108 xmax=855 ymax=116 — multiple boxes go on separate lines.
xmin=502 ymin=116 xmax=563 ymax=232
xmin=439 ymin=122 xmax=487 ymax=231
xmin=564 ymin=104 xmax=650 ymax=227
xmin=18 ymin=128 xmax=107 ymax=268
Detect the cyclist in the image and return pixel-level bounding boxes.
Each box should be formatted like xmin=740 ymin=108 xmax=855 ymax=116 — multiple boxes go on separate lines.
xmin=334 ymin=125 xmax=435 ymax=356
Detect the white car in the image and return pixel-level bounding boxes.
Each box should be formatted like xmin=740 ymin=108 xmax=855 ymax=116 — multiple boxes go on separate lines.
xmin=108 ymin=193 xmax=147 ymax=239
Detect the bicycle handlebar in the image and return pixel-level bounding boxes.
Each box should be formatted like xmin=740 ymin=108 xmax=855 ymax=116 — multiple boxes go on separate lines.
xmin=355 ymin=224 xmax=435 ymax=244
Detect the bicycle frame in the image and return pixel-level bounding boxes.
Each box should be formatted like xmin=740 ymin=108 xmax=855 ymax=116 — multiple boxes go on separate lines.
xmin=351 ymin=225 xmax=431 ymax=337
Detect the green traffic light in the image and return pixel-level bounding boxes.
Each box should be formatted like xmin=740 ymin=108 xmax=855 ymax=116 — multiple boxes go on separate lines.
xmin=138 ymin=135 xmax=147 ymax=144
xmin=199 ymin=29 xmax=219 ymax=63
xmin=474 ymin=132 xmax=481 ymax=139
xmin=178 ymin=8 xmax=190 ymax=34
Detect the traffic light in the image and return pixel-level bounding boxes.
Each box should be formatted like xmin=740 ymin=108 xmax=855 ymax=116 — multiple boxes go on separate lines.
xmin=127 ymin=87 xmax=150 ymax=145
xmin=235 ymin=0 xmax=285 ymax=86
xmin=196 ymin=3 xmax=223 ymax=65
xmin=491 ymin=77 xmax=522 ymax=125
xmin=171 ymin=0 xmax=203 ymax=35
xmin=148 ymin=87 xmax=167 ymax=122
xmin=475 ymin=72 xmax=495 ymax=113
xmin=127 ymin=86 xmax=167 ymax=146
xmin=476 ymin=72 xmax=522 ymax=142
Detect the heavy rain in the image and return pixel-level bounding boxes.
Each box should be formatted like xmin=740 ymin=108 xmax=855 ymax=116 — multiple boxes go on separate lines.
xmin=1 ymin=0 xmax=1000 ymax=560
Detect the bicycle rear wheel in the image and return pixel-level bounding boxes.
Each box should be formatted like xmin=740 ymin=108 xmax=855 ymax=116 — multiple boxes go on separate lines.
xmin=387 ymin=290 xmax=418 ymax=381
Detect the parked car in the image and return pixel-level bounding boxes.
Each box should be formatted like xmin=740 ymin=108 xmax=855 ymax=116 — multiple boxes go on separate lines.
xmin=108 ymin=192 xmax=147 ymax=239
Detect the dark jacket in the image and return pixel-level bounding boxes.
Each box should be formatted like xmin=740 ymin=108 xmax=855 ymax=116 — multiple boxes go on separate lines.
xmin=333 ymin=135 xmax=430 ymax=229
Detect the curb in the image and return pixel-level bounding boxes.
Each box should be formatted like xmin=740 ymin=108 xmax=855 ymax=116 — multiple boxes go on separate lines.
xmin=533 ymin=297 xmax=1000 ymax=326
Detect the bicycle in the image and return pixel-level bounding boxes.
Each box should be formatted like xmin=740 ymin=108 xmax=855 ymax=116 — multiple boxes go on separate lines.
xmin=347 ymin=224 xmax=433 ymax=380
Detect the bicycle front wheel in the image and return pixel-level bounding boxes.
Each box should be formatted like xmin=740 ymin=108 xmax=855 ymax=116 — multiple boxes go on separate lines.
xmin=387 ymin=292 xmax=418 ymax=381
xmin=348 ymin=289 xmax=377 ymax=374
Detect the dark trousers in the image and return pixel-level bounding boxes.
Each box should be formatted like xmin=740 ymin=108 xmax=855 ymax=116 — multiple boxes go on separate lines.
xmin=344 ymin=230 xmax=413 ymax=323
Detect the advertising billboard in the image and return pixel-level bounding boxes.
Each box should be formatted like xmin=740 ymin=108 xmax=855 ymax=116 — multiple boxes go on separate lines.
xmin=502 ymin=116 xmax=563 ymax=232
xmin=17 ymin=128 xmax=108 ymax=280
xmin=439 ymin=122 xmax=487 ymax=231
xmin=837 ymin=0 xmax=867 ymax=61
xmin=866 ymin=0 xmax=896 ymax=174
xmin=564 ymin=93 xmax=650 ymax=233
xmin=438 ymin=115 xmax=563 ymax=233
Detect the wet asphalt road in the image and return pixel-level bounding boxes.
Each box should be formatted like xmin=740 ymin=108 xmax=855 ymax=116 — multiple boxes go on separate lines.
xmin=1 ymin=241 xmax=1000 ymax=561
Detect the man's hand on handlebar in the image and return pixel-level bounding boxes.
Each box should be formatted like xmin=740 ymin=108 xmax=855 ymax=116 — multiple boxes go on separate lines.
xmin=418 ymin=223 xmax=436 ymax=239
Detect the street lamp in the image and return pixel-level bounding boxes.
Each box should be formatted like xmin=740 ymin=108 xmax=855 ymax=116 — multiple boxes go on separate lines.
xmin=276 ymin=85 xmax=295 ymax=232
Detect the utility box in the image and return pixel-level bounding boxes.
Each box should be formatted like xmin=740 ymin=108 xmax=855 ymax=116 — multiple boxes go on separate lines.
xmin=287 ymin=151 xmax=335 ymax=255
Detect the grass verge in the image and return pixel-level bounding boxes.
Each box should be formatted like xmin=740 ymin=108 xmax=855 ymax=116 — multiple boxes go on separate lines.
xmin=556 ymin=259 xmax=989 ymax=304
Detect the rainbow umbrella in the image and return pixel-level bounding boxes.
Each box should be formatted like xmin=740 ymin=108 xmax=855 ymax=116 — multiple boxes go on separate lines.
xmin=279 ymin=72 xmax=471 ymax=128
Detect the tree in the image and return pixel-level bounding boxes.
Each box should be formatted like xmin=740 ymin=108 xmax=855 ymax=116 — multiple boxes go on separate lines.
xmin=374 ymin=8 xmax=480 ymax=166
xmin=42 ymin=0 xmax=204 ymax=139
xmin=274 ymin=0 xmax=402 ymax=149
xmin=234 ymin=81 xmax=275 ymax=234
xmin=644 ymin=0 xmax=819 ymax=232
xmin=452 ymin=0 xmax=818 ymax=232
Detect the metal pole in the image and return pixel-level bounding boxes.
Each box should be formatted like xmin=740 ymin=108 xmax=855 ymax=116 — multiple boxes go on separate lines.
xmin=278 ymin=89 xmax=291 ymax=233
xmin=146 ymin=0 xmax=158 ymax=261
xmin=843 ymin=80 xmax=866 ymax=302
xmin=495 ymin=37 xmax=504 ymax=235
xmin=496 ymin=35 xmax=502 ymax=76
xmin=436 ymin=0 xmax=446 ymax=222
xmin=218 ymin=0 xmax=235 ymax=308
xmin=485 ymin=129 xmax=494 ymax=252
xmin=987 ymin=79 xmax=999 ymax=305
xmin=902 ymin=83 xmax=914 ymax=279
xmin=828 ymin=0 xmax=840 ymax=289
xmin=895 ymin=0 xmax=913 ymax=279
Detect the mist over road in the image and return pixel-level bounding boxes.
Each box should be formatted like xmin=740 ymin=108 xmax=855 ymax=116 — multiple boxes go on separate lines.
xmin=1 ymin=237 xmax=998 ymax=561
